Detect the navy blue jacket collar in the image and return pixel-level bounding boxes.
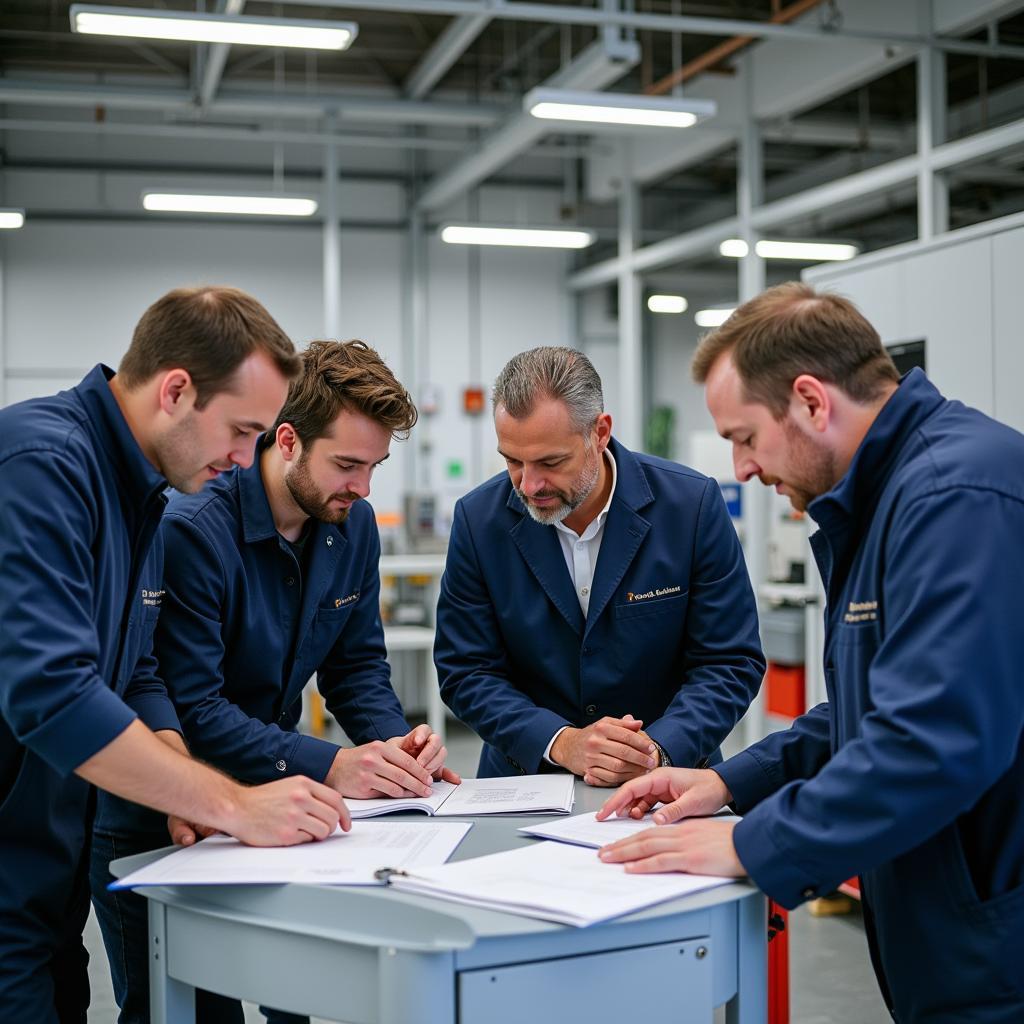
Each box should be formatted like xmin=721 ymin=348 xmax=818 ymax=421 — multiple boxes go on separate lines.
xmin=808 ymin=368 xmax=945 ymax=583
xmin=76 ymin=364 xmax=166 ymax=507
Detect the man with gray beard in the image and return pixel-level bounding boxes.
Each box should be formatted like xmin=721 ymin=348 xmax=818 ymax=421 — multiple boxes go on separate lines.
xmin=435 ymin=346 xmax=765 ymax=782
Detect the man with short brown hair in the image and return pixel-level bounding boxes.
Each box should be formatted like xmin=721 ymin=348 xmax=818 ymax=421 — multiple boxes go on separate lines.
xmin=0 ymin=286 xmax=345 ymax=1024
xmin=93 ymin=339 xmax=457 ymax=1024
xmin=600 ymin=281 xmax=1024 ymax=1023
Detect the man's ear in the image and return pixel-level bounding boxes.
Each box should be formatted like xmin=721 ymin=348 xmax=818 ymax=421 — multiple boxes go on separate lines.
xmin=593 ymin=412 xmax=613 ymax=452
xmin=157 ymin=369 xmax=193 ymax=417
xmin=791 ymin=374 xmax=831 ymax=433
xmin=276 ymin=423 xmax=300 ymax=462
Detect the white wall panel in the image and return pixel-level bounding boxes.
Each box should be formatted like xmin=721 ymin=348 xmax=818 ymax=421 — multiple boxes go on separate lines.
xmin=992 ymin=227 xmax=1024 ymax=433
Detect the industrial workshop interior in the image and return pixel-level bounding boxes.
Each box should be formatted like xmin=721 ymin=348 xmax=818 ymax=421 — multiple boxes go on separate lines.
xmin=2 ymin=1 xmax=1024 ymax=1022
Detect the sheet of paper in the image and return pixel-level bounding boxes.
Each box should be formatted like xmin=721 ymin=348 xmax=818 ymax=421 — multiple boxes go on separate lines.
xmin=435 ymin=775 xmax=575 ymax=816
xmin=344 ymin=780 xmax=458 ymax=819
xmin=519 ymin=809 xmax=741 ymax=848
xmin=390 ymin=839 xmax=735 ymax=927
xmin=112 ymin=821 xmax=472 ymax=889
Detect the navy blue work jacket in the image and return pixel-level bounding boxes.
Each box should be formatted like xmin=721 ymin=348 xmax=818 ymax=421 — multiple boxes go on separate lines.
xmin=718 ymin=370 xmax=1024 ymax=1022
xmin=435 ymin=437 xmax=765 ymax=777
xmin=98 ymin=455 xmax=410 ymax=833
xmin=0 ymin=366 xmax=177 ymax=954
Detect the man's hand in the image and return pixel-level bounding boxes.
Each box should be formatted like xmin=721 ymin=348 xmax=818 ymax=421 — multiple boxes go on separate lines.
xmin=226 ymin=777 xmax=349 ymax=847
xmin=326 ymin=740 xmax=434 ymax=799
xmin=598 ymin=819 xmax=745 ymax=877
xmin=551 ymin=714 xmax=656 ymax=785
xmin=596 ymin=766 xmax=732 ymax=823
xmin=388 ymin=725 xmax=461 ymax=785
xmin=167 ymin=816 xmax=218 ymax=846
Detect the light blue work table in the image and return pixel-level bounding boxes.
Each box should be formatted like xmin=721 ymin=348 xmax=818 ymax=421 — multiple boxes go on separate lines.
xmin=111 ymin=780 xmax=767 ymax=1024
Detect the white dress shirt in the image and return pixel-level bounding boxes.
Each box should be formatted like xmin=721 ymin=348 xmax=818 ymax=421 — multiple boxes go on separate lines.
xmin=543 ymin=450 xmax=617 ymax=764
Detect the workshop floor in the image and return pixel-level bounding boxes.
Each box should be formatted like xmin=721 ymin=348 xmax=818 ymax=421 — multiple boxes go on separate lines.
xmin=85 ymin=720 xmax=889 ymax=1023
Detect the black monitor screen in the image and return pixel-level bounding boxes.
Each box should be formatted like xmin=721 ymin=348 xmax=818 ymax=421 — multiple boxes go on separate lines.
xmin=886 ymin=339 xmax=926 ymax=375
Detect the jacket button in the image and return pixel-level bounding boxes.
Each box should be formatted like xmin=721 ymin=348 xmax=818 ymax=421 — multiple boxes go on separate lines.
xmin=275 ymin=759 xmax=287 ymax=772
xmin=285 ymin=576 xmax=295 ymax=586
xmin=801 ymin=887 xmax=815 ymax=899
xmin=585 ymin=704 xmax=597 ymax=716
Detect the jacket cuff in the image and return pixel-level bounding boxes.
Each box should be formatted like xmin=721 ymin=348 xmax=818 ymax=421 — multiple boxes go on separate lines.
xmin=646 ymin=722 xmax=699 ymax=769
xmin=127 ymin=692 xmax=182 ymax=736
xmin=713 ymin=748 xmax=787 ymax=814
xmin=520 ymin=709 xmax=574 ymax=774
xmin=289 ymin=733 xmax=342 ymax=783
xmin=26 ymin=683 xmax=137 ymax=776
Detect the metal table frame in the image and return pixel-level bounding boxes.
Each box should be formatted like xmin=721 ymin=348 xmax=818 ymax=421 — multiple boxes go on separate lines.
xmin=112 ymin=783 xmax=766 ymax=1024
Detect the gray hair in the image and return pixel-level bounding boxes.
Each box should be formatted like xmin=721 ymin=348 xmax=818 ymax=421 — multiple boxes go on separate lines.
xmin=492 ymin=346 xmax=604 ymax=433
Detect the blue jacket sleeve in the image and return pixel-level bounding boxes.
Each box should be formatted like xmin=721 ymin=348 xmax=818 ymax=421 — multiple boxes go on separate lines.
xmin=316 ymin=525 xmax=411 ymax=745
xmin=733 ymin=487 xmax=1024 ymax=908
xmin=0 ymin=449 xmax=136 ymax=774
xmin=157 ymin=514 xmax=340 ymax=784
xmin=714 ymin=702 xmax=832 ymax=811
xmin=644 ymin=478 xmax=766 ymax=766
xmin=435 ymin=499 xmax=570 ymax=772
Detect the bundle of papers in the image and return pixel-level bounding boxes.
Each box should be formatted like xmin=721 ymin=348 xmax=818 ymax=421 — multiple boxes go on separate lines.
xmin=388 ymin=839 xmax=736 ymax=927
xmin=519 ymin=809 xmax=742 ymax=849
xmin=111 ymin=821 xmax=472 ymax=890
xmin=345 ymin=774 xmax=575 ymax=819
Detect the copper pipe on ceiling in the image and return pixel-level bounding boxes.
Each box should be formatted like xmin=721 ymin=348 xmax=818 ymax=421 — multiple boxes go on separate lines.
xmin=645 ymin=0 xmax=826 ymax=96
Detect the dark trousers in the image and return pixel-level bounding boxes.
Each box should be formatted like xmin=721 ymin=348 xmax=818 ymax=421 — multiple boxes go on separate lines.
xmin=90 ymin=828 xmax=307 ymax=1024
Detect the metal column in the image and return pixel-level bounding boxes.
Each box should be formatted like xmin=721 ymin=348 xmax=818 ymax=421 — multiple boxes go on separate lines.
xmin=617 ymin=139 xmax=643 ymax=450
xmin=322 ymin=116 xmax=341 ymax=338
xmin=917 ymin=1 xmax=949 ymax=240
xmin=738 ymin=53 xmax=771 ymax=745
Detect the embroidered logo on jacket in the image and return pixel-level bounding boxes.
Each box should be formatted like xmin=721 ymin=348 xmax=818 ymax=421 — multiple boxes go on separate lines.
xmin=141 ymin=588 xmax=165 ymax=607
xmin=626 ymin=585 xmax=682 ymax=603
xmin=334 ymin=591 xmax=360 ymax=608
xmin=844 ymin=600 xmax=878 ymax=623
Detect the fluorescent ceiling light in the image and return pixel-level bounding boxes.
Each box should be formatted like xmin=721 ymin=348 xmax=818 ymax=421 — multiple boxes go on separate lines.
xmin=0 ymin=209 xmax=26 ymax=229
xmin=647 ymin=294 xmax=688 ymax=314
xmin=525 ymin=88 xmax=716 ymax=129
xmin=143 ymin=193 xmax=318 ymax=217
xmin=720 ymin=239 xmax=859 ymax=261
xmin=440 ymin=225 xmax=595 ymax=249
xmin=70 ymin=5 xmax=357 ymax=50
xmin=695 ymin=308 xmax=736 ymax=328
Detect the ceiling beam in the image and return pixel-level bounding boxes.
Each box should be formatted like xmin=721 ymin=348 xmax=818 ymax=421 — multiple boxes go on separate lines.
xmin=198 ymin=0 xmax=246 ymax=110
xmin=404 ymin=12 xmax=492 ymax=99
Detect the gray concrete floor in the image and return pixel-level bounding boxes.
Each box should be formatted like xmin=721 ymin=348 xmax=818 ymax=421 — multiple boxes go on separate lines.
xmin=85 ymin=720 xmax=889 ymax=1023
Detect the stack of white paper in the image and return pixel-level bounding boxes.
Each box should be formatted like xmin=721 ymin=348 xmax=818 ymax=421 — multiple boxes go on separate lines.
xmin=388 ymin=839 xmax=736 ymax=927
xmin=111 ymin=821 xmax=472 ymax=890
xmin=518 ymin=810 xmax=742 ymax=849
xmin=345 ymin=774 xmax=575 ymax=819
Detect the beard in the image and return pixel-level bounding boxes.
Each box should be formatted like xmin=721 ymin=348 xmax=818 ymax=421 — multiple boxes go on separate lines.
xmin=517 ymin=443 xmax=601 ymax=526
xmin=285 ymin=450 xmax=358 ymax=525
xmin=156 ymin=411 xmax=228 ymax=494
xmin=762 ymin=418 xmax=837 ymax=512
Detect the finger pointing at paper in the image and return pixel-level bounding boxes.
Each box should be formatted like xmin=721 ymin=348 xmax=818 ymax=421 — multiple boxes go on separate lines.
xmin=598 ymin=819 xmax=746 ymax=878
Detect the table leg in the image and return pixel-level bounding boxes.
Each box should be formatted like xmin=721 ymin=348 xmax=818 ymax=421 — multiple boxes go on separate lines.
xmin=149 ymin=901 xmax=195 ymax=1024
xmin=727 ymin=892 xmax=768 ymax=1024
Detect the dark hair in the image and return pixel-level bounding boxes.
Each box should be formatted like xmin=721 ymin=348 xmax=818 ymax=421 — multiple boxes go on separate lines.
xmin=691 ymin=281 xmax=899 ymax=418
xmin=272 ymin=340 xmax=417 ymax=445
xmin=492 ymin=346 xmax=603 ymax=432
xmin=118 ymin=285 xmax=300 ymax=407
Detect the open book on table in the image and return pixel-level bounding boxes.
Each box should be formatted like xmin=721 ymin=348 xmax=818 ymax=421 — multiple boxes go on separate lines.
xmin=345 ymin=774 xmax=575 ymax=819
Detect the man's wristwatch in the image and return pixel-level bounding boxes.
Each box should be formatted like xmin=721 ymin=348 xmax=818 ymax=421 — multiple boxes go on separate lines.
xmin=652 ymin=741 xmax=672 ymax=768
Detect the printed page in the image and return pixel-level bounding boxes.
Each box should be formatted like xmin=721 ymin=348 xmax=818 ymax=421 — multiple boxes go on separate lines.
xmin=519 ymin=809 xmax=741 ymax=848
xmin=344 ymin=780 xmax=459 ymax=819
xmin=389 ymin=839 xmax=736 ymax=927
xmin=112 ymin=820 xmax=472 ymax=889
xmin=435 ymin=775 xmax=575 ymax=816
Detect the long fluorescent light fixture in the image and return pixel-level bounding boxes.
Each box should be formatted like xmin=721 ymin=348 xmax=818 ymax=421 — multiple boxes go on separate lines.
xmin=0 ymin=209 xmax=26 ymax=229
xmin=695 ymin=308 xmax=736 ymax=328
xmin=525 ymin=88 xmax=716 ymax=129
xmin=143 ymin=193 xmax=318 ymax=217
xmin=71 ymin=5 xmax=357 ymax=51
xmin=440 ymin=225 xmax=595 ymax=249
xmin=647 ymin=294 xmax=688 ymax=314
xmin=720 ymin=239 xmax=859 ymax=261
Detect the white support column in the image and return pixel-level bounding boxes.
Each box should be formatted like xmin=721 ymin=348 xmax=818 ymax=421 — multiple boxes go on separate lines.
xmin=738 ymin=53 xmax=771 ymax=745
xmin=402 ymin=209 xmax=424 ymax=496
xmin=617 ymin=140 xmax=643 ymax=450
xmin=917 ymin=2 xmax=949 ymax=240
xmin=322 ymin=117 xmax=341 ymax=339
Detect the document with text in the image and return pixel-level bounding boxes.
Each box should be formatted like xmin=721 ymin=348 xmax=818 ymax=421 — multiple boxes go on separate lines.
xmin=345 ymin=774 xmax=575 ymax=819
xmin=388 ymin=839 xmax=736 ymax=926
xmin=111 ymin=821 xmax=472 ymax=890
xmin=518 ymin=809 xmax=741 ymax=848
